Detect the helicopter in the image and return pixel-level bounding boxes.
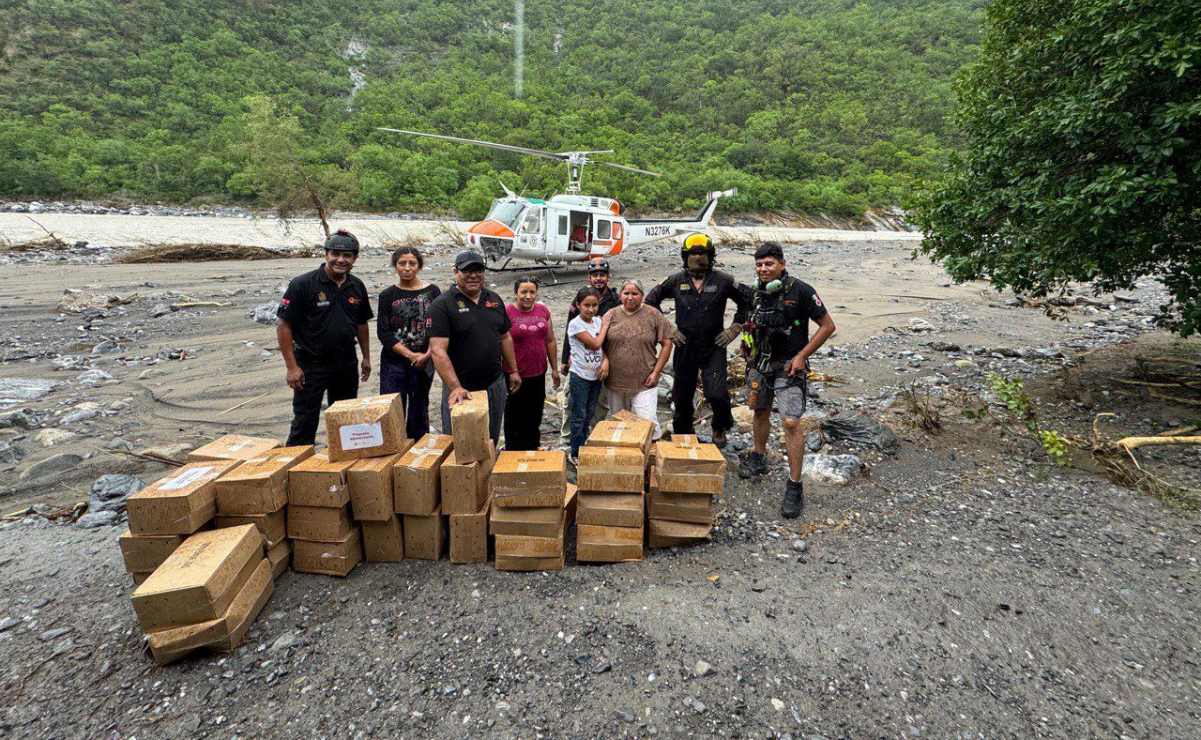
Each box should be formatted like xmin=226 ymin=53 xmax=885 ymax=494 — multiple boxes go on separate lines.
xmin=377 ymin=128 xmax=736 ymax=270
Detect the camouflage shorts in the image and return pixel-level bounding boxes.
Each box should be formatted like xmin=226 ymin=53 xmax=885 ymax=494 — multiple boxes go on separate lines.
xmin=746 ymin=367 xmax=807 ymax=420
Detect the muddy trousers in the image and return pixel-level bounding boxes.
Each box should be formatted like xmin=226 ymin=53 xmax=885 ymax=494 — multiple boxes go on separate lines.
xmin=287 ymin=356 xmax=359 ymax=446
xmin=671 ymin=344 xmax=732 ymax=436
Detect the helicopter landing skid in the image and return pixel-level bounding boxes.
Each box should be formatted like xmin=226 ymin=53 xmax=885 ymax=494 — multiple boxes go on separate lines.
xmin=484 ymin=259 xmax=589 ymax=286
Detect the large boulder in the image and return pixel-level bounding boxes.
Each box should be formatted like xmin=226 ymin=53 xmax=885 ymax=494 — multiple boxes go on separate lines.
xmin=802 ymin=454 xmax=863 ymax=485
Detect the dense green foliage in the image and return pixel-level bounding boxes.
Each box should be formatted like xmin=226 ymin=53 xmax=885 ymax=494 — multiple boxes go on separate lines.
xmin=913 ymin=0 xmax=1201 ymax=335
xmin=0 ymin=0 xmax=981 ymax=217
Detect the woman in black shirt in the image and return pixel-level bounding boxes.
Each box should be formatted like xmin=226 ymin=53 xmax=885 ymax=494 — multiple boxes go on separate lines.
xmin=377 ymin=246 xmax=441 ymax=439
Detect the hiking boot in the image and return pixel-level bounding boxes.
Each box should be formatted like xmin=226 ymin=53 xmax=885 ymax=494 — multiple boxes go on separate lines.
xmin=738 ymin=451 xmax=767 ymax=479
xmin=712 ymin=429 xmax=728 ymax=449
xmin=781 ymin=479 xmax=805 ymax=519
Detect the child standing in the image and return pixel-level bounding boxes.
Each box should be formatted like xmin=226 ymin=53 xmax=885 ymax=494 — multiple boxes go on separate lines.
xmin=565 ymin=286 xmax=609 ymax=464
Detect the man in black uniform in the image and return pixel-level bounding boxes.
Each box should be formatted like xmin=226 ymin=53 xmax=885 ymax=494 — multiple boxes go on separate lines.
xmin=558 ymin=258 xmax=621 ymax=443
xmin=738 ymin=242 xmax=836 ymax=519
xmin=428 ymin=250 xmax=522 ymax=445
xmin=645 ymin=233 xmax=752 ymax=447
xmin=276 ymin=230 xmax=374 ymax=445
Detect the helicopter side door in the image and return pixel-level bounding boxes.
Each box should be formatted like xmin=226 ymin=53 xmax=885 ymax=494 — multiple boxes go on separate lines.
xmin=515 ymin=204 xmax=545 ymax=258
xmin=546 ymin=206 xmax=571 ymax=259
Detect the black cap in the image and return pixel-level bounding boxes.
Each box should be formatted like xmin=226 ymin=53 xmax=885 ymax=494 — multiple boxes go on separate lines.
xmin=454 ymin=250 xmax=486 ymax=270
xmin=587 ymin=258 xmax=610 ymax=274
xmin=324 ymin=229 xmax=360 ymax=254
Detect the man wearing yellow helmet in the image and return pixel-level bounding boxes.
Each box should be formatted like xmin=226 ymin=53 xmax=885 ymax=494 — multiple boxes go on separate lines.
xmin=645 ymin=233 xmax=752 ymax=447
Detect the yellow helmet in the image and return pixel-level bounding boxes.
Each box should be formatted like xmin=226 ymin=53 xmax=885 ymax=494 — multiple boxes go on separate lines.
xmin=681 ymin=232 xmax=715 ymax=266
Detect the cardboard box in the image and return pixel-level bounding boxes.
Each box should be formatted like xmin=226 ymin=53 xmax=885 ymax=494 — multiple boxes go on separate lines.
xmin=131 ymin=524 xmax=264 ymax=631
xmin=287 ymin=453 xmax=355 ymax=508
xmin=495 ymin=552 xmax=565 ymax=572
xmin=186 ymin=434 xmax=280 ymax=463
xmin=146 ymin=558 xmax=273 ymax=665
xmin=127 ymin=460 xmax=240 ymax=535
xmin=215 ymin=510 xmax=286 ymax=548
xmin=578 ymin=492 xmax=644 ymax=528
xmin=449 ymin=497 xmax=491 ymax=564
xmin=495 ymin=534 xmax=564 ymax=559
xmin=577 ymin=524 xmax=644 ymax=563
xmin=348 ymin=451 xmax=407 ymax=521
xmin=267 ymin=540 xmax=291 ymax=578
xmin=648 ymin=489 xmax=715 ymax=524
xmin=393 ymin=434 xmax=454 ymax=514
xmin=118 ymin=529 xmax=185 ymax=574
xmin=450 ymin=392 xmax=491 ymax=463
xmin=286 ymin=504 xmax=354 ymax=542
xmin=292 ymin=529 xmax=362 ymax=577
xmin=488 ymin=484 xmax=574 ymax=537
xmin=215 ymin=445 xmax=315 ymax=515
xmin=654 ymin=441 xmax=727 ymax=495
xmin=576 ymin=446 xmax=646 ymax=493
xmin=491 ymin=451 xmax=567 ymax=507
xmin=608 ymin=409 xmax=642 ymax=424
xmin=324 ymin=394 xmax=408 ymax=462
xmin=362 ymin=515 xmax=404 ymax=562
xmin=489 ymin=506 xmax=566 ymax=539
xmin=647 ymin=518 xmax=712 ymax=548
xmin=655 ymin=441 xmax=727 ymax=474
xmin=441 ymin=443 xmax=496 ymax=515
xmin=403 ymin=510 xmax=446 ymax=560
xmin=586 ymin=418 xmax=654 ymax=453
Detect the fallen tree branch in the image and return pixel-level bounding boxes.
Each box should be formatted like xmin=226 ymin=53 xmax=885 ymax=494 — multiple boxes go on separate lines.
xmin=218 ymin=391 xmax=272 ymax=416
xmin=1117 ymin=435 xmax=1201 ymax=451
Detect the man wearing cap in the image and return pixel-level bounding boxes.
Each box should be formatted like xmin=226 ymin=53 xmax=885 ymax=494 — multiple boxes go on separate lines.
xmin=646 ymin=233 xmax=752 ymax=448
xmin=428 ymin=251 xmax=522 ymax=444
xmin=276 ymin=229 xmax=374 ymax=445
xmin=558 ymin=258 xmax=621 ymax=443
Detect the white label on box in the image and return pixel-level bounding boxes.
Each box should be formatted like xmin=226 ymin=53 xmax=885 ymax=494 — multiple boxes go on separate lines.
xmin=160 ymin=466 xmax=215 ymax=491
xmin=340 ymin=422 xmax=384 ymax=450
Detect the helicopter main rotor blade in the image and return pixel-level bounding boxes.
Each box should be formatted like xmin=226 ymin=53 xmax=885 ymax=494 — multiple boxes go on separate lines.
xmin=376 ymin=128 xmax=567 ymax=162
xmin=601 ymin=161 xmax=662 ymax=177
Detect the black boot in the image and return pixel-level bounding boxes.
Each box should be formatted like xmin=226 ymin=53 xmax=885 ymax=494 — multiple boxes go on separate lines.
xmin=738 ymin=451 xmax=767 ymax=479
xmin=781 ymin=479 xmax=804 ymax=519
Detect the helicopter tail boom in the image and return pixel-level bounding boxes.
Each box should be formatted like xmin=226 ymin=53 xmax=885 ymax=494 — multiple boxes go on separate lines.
xmin=624 ymin=188 xmax=737 ymax=245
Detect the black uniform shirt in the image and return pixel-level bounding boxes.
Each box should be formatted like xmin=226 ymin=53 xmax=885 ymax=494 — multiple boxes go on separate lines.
xmin=277 ymin=265 xmax=373 ymax=360
xmin=645 ymin=270 xmax=752 ymax=346
xmin=764 ymin=273 xmax=828 ymax=364
xmin=428 ymin=285 xmax=512 ymax=391
xmin=561 ymin=285 xmax=620 ymax=365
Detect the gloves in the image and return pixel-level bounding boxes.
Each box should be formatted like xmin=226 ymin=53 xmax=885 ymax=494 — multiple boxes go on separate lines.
xmin=672 ymin=327 xmax=687 ymax=346
xmin=715 ymin=323 xmax=743 ymax=348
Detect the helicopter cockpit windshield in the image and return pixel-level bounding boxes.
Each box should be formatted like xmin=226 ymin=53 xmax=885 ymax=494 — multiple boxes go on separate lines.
xmin=485 ymin=200 xmax=525 ymax=231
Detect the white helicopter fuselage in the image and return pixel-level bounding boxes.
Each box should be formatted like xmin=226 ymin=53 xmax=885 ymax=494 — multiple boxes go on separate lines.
xmin=464 ymin=189 xmax=736 ymax=265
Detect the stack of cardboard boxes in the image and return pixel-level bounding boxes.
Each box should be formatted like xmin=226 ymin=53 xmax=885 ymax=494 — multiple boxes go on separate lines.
xmin=286 ymin=393 xmax=409 ymax=576
xmin=445 ymin=394 xmax=496 ymax=563
xmin=575 ymin=418 xmax=654 ymax=563
xmin=131 ymin=524 xmax=273 ymax=665
xmin=349 ymin=445 xmax=411 ymax=563
xmin=490 ymin=450 xmax=573 ymax=571
xmin=213 ymin=444 xmax=314 ymax=579
xmin=648 ymin=437 xmax=726 ymax=547
xmin=393 ymin=433 xmax=453 ymax=559
xmin=287 ymin=453 xmax=360 ymax=576
xmin=122 ymin=458 xmax=243 ymax=585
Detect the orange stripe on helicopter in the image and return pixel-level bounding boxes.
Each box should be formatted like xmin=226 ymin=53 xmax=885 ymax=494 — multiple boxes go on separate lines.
xmin=468 ymin=220 xmax=515 ymax=238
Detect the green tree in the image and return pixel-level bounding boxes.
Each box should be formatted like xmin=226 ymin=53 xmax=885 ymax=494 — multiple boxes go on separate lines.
xmin=912 ymin=0 xmax=1201 ymax=335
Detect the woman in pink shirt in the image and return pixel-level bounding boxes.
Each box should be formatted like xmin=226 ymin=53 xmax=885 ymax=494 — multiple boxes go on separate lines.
xmin=504 ymin=276 xmax=561 ymax=450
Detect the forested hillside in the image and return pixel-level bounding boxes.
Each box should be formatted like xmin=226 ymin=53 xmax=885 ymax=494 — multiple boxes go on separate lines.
xmin=0 ymin=1 xmax=982 ymax=217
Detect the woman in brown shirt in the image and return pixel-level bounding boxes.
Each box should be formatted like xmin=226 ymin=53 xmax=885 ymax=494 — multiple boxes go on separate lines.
xmin=599 ymin=279 xmax=674 ymax=439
